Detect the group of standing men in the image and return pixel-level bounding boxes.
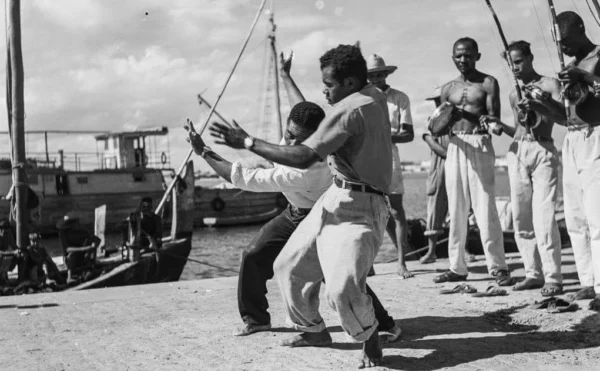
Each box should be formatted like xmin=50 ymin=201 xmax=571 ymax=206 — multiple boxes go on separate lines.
xmin=184 ymin=9 xmax=600 ymax=369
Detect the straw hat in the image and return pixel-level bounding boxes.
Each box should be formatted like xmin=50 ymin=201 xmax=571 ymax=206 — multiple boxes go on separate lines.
xmin=425 ymin=85 xmax=442 ymax=101
xmin=366 ymin=54 xmax=397 ymax=74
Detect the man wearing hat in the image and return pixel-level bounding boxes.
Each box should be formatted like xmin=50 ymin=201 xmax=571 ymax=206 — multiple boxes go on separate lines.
xmin=367 ymin=54 xmax=415 ymax=279
xmin=420 ymin=86 xmax=450 ymax=264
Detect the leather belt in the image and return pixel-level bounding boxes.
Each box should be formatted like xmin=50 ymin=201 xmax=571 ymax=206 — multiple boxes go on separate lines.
xmin=333 ymin=177 xmax=386 ymax=196
xmin=514 ymin=134 xmax=552 ymax=142
xmin=451 ymin=129 xmax=488 ymax=135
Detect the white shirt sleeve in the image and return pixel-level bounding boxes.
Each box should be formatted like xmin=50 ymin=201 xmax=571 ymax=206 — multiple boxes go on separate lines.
xmin=230 ymin=162 xmax=308 ymax=192
xmin=400 ymin=94 xmax=413 ymax=126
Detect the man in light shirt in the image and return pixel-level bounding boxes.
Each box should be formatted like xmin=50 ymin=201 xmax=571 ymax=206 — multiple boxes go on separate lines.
xmin=185 ymin=101 xmax=401 ymax=344
xmin=366 ymin=54 xmax=415 ymax=279
xmin=204 ymin=44 xmax=392 ymax=368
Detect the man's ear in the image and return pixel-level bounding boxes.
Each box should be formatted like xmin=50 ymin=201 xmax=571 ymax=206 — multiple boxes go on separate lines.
xmin=344 ymin=76 xmax=359 ymax=89
xmin=476 ymin=52 xmax=482 ymax=61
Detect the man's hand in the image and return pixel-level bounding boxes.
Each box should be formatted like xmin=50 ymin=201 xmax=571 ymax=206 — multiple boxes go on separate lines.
xmin=279 ymin=51 xmax=293 ymax=77
xmin=479 ymin=115 xmax=499 ymax=131
xmin=209 ymin=120 xmax=250 ymax=150
xmin=184 ymin=118 xmax=206 ymax=155
xmin=558 ymin=65 xmax=588 ymax=83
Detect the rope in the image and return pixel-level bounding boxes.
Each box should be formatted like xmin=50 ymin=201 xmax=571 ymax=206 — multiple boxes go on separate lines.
xmin=585 ymin=0 xmax=600 ymax=28
xmin=532 ymin=0 xmax=558 ymax=73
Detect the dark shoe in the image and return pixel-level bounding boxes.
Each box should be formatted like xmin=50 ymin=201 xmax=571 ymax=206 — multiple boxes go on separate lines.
xmin=493 ymin=270 xmax=513 ymax=286
xmin=433 ymin=270 xmax=468 ymax=283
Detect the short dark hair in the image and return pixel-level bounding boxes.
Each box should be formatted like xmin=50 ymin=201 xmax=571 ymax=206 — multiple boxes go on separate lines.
xmin=454 ymin=37 xmax=479 ymax=52
xmin=288 ymin=102 xmax=326 ymax=133
xmin=141 ymin=197 xmax=153 ymax=205
xmin=319 ymin=44 xmax=367 ymax=85
xmin=507 ymin=40 xmax=532 ymax=57
xmin=557 ymin=11 xmax=584 ymax=35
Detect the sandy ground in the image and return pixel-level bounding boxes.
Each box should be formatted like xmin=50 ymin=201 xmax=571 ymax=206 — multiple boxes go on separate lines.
xmin=1 ymin=248 xmax=599 ymax=371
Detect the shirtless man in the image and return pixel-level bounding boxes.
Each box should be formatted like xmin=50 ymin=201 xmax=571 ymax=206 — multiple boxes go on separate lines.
xmin=482 ymin=40 xmax=566 ymax=297
xmin=554 ymin=11 xmax=600 ymax=310
xmin=433 ymin=37 xmax=510 ymax=285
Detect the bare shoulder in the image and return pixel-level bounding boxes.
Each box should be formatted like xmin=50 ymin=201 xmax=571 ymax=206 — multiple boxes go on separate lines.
xmin=482 ymin=74 xmax=499 ymax=90
xmin=539 ymin=75 xmax=561 ymax=90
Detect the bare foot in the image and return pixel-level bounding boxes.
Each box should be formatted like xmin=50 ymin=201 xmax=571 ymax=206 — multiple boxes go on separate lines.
xmin=279 ymin=330 xmax=332 ymax=347
xmin=397 ymin=264 xmax=414 ymax=279
xmin=358 ymin=330 xmax=383 ymax=369
xmin=589 ymin=295 xmax=600 ymax=311
xmin=379 ymin=325 xmax=401 ymax=344
xmin=233 ymin=323 xmax=271 ymax=336
xmin=513 ymin=277 xmax=544 ymax=291
xmin=566 ymin=286 xmax=596 ymax=301
xmin=419 ymin=253 xmax=436 ymax=264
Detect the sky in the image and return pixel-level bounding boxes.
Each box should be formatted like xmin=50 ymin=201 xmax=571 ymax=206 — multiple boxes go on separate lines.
xmin=1 ymin=0 xmax=600 ymax=173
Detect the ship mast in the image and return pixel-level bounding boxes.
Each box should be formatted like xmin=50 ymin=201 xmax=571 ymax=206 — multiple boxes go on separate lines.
xmin=6 ymin=0 xmax=29 ymax=254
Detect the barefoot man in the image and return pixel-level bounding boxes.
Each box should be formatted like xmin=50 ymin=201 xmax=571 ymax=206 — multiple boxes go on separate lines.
xmin=433 ymin=37 xmax=511 ymax=285
xmin=185 ymin=103 xmax=400 ymax=342
xmin=366 ymin=54 xmax=415 ymax=278
xmin=208 ymin=44 xmax=392 ymax=367
xmin=554 ymin=11 xmax=600 ymax=310
xmin=481 ymin=40 xmax=566 ymax=297
xmin=420 ymin=86 xmax=450 ymax=264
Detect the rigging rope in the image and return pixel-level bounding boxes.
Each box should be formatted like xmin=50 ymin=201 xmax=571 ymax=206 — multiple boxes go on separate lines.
xmin=532 ymin=0 xmax=558 ymax=73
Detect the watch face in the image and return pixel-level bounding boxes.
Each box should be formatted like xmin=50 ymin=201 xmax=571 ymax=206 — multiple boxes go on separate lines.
xmin=244 ymin=136 xmax=254 ymax=148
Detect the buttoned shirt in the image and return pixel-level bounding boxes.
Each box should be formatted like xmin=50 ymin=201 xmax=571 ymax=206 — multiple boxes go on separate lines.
xmin=303 ymin=85 xmax=393 ymax=194
xmin=230 ymin=159 xmax=332 ymax=210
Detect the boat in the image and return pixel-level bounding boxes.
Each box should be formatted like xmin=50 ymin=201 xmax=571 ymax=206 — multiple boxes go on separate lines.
xmin=0 ymin=127 xmax=179 ymax=235
xmin=0 ymin=2 xmax=192 ymax=295
xmin=192 ymin=12 xmax=288 ymax=227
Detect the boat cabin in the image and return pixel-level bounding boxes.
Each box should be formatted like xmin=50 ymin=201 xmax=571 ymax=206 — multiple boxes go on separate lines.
xmin=95 ymin=127 xmax=170 ymax=170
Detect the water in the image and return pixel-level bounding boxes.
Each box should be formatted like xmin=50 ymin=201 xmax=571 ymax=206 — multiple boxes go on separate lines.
xmin=181 ymin=170 xmax=515 ymax=281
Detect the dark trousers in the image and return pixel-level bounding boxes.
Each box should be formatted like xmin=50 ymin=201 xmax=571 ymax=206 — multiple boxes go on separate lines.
xmin=238 ymin=204 xmax=396 ymax=330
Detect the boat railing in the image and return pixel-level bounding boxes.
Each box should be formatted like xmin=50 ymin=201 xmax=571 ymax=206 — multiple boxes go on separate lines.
xmin=0 ymin=149 xmax=171 ymax=172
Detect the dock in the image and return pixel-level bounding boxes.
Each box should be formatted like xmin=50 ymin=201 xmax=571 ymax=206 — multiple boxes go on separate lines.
xmin=1 ymin=248 xmax=599 ymax=370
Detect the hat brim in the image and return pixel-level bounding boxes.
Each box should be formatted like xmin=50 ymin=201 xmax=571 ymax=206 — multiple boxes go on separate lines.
xmin=425 ymin=95 xmax=442 ymax=101
xmin=367 ymin=66 xmax=397 ymax=74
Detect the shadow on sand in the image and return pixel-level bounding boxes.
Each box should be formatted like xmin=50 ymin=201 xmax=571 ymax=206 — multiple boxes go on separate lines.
xmin=326 ymin=305 xmax=600 ymax=370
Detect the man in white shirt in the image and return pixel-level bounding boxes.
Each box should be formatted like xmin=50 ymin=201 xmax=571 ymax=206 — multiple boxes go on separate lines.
xmin=185 ymin=101 xmax=401 ymax=343
xmin=367 ymin=54 xmax=415 ymax=278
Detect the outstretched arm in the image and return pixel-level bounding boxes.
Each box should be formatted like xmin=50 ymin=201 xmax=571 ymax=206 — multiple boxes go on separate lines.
xmin=185 ymin=119 xmax=233 ymax=183
xmin=279 ymin=51 xmax=306 ymax=107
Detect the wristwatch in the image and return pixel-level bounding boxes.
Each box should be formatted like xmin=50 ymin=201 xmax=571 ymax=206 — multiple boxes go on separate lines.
xmin=243 ymin=135 xmax=255 ymax=150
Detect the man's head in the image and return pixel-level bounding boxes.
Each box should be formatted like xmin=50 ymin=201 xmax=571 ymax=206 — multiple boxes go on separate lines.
xmin=452 ymin=37 xmax=481 ymax=75
xmin=556 ymin=11 xmax=587 ymax=57
xmin=366 ymin=54 xmax=397 ymax=90
xmin=140 ymin=197 xmax=153 ymax=215
xmin=319 ymin=44 xmax=368 ymax=105
xmin=285 ymin=102 xmax=326 ymax=145
xmin=507 ymin=40 xmax=534 ymax=79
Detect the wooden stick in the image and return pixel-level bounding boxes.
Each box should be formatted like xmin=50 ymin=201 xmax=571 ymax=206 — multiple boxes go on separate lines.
xmin=155 ymin=0 xmax=267 ymax=214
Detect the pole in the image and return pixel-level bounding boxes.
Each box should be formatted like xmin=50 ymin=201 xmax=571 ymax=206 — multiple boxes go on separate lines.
xmin=591 ymin=0 xmax=600 ymax=20
xmin=268 ymin=14 xmax=283 ymax=140
xmin=155 ymin=0 xmax=267 ymax=214
xmin=7 ymin=0 xmax=29 ymax=252
xmin=197 ymin=93 xmax=233 ymax=126
xmin=547 ymin=0 xmax=571 ymax=120
xmin=44 ymin=131 xmax=49 ymax=164
xmin=483 ymin=0 xmax=538 ymax=131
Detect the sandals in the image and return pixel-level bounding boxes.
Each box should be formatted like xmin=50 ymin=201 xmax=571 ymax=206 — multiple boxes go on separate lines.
xmin=565 ymin=286 xmax=596 ymax=302
xmin=440 ymin=283 xmax=478 ymax=295
xmin=540 ymin=283 xmax=563 ymax=297
xmin=433 ymin=270 xmax=468 ymax=283
xmin=472 ymin=286 xmax=508 ymax=297
xmin=531 ymin=297 xmax=579 ymax=313
xmin=513 ymin=278 xmax=544 ymax=291
xmin=493 ymin=270 xmax=513 ymax=287
xmin=589 ymin=295 xmax=600 ymax=311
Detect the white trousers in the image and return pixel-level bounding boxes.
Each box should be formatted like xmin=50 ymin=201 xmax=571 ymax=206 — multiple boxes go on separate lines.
xmin=507 ymin=140 xmax=562 ymax=284
xmin=562 ymin=127 xmax=600 ymax=293
xmin=445 ymin=134 xmax=507 ymax=276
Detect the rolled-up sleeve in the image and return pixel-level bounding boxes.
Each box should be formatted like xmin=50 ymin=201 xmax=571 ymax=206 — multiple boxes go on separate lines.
xmin=400 ymin=95 xmax=413 ymax=126
xmin=230 ymin=162 xmax=308 ymax=192
xmin=303 ymin=108 xmax=358 ymax=160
